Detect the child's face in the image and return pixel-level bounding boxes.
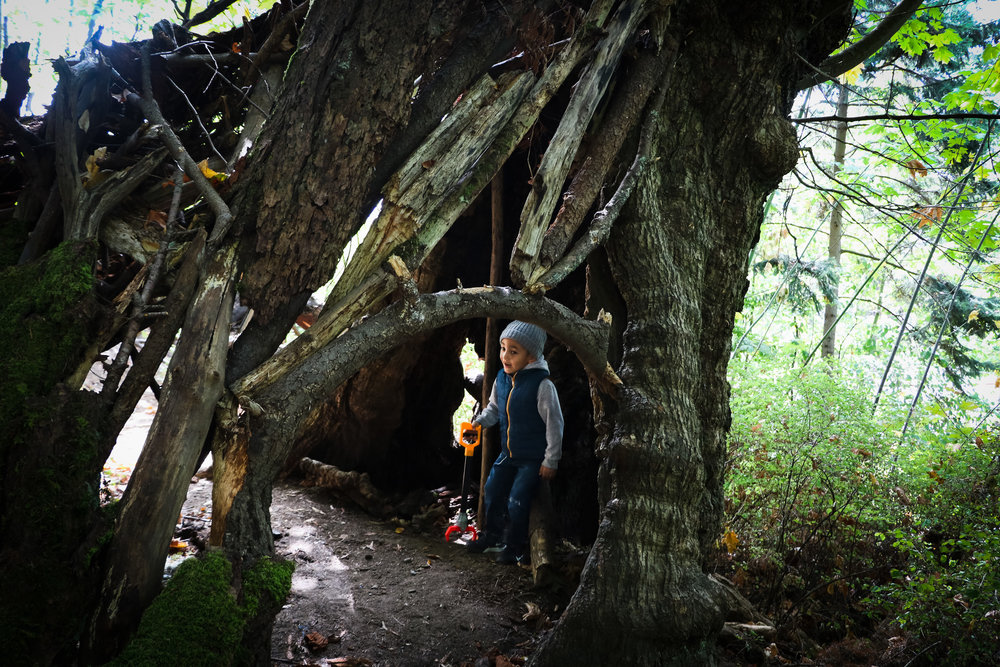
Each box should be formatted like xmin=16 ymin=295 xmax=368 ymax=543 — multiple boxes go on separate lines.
xmin=500 ymin=338 xmax=535 ymax=375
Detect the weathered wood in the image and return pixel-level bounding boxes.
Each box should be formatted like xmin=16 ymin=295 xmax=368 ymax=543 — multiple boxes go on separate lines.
xmin=530 ymin=84 xmax=666 ymax=293
xmin=232 ymin=18 xmax=604 ymax=400
xmin=329 ymin=71 xmax=534 ymax=305
xmin=528 ymin=481 xmax=557 ymax=588
xmin=243 ymin=288 xmax=616 ymax=508
xmin=510 ymin=0 xmax=646 ymax=286
xmin=479 ymin=174 xmax=505 ymax=520
xmin=0 ymin=42 xmax=31 ymax=117
xmin=537 ymin=47 xmax=668 ymax=270
xmin=85 ymin=243 xmax=237 ymax=662
xmin=106 ymin=231 xmax=206 ymax=451
xmin=298 ymin=457 xmax=391 ymax=517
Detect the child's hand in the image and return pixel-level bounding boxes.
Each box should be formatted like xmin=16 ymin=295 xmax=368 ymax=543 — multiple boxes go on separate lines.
xmin=539 ymin=465 xmax=557 ymax=480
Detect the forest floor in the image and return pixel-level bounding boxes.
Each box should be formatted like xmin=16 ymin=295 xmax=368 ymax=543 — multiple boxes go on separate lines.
xmin=177 ymin=476 xmax=571 ymax=667
xmin=98 ymin=369 xmax=572 ymax=667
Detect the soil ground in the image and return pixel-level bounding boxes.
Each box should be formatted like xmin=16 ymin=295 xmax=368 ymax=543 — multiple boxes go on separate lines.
xmin=98 ymin=364 xmax=571 ymax=667
xmin=178 ymin=476 xmax=571 ymax=667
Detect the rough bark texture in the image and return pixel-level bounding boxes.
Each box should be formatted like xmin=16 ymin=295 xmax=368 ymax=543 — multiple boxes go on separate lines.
xmin=530 ymin=2 xmax=852 ymax=664
xmin=85 ymin=244 xmax=237 ymax=662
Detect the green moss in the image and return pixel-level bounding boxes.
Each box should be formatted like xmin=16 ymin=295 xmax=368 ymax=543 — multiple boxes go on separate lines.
xmin=110 ymin=552 xmax=295 ymax=666
xmin=110 ymin=552 xmax=243 ymax=666
xmin=0 ymin=215 xmax=31 ymax=269
xmin=241 ymin=557 xmax=294 ymax=620
xmin=0 ymin=240 xmax=98 ymax=451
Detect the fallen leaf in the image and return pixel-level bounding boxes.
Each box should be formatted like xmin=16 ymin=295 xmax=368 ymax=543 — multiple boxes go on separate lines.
xmin=968 ymin=309 xmax=980 ymax=322
xmin=722 ymin=529 xmax=740 ymax=554
xmin=304 ymin=631 xmax=328 ymax=651
xmin=198 ymin=158 xmax=227 ymax=182
xmin=146 ymin=209 xmax=168 ymax=230
xmin=168 ymin=538 xmax=188 ymax=552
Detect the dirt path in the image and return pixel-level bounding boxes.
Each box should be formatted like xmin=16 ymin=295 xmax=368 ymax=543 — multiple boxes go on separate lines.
xmin=180 ymin=477 xmax=569 ymax=666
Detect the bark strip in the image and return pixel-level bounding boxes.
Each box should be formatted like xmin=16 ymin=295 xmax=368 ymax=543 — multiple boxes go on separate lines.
xmin=510 ymin=0 xmax=647 ymax=285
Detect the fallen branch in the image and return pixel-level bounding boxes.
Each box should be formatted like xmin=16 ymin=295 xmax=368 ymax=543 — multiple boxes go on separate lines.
xmin=299 ymin=457 xmax=391 ymax=517
xmin=538 ymin=45 xmax=670 ymax=269
xmin=528 ymin=481 xmax=557 ymax=588
xmin=530 ymin=81 xmax=666 ymax=293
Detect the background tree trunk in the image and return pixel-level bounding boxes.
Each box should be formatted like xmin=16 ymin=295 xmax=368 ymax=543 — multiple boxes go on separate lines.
xmin=821 ymin=83 xmax=849 ymax=359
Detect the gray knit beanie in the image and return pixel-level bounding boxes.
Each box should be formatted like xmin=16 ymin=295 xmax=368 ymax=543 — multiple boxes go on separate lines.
xmin=500 ymin=320 xmax=546 ymax=360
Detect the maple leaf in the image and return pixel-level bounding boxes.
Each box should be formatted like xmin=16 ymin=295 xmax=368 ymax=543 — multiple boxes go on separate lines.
xmin=722 ymin=529 xmax=740 ymax=554
xmin=904 ymin=158 xmax=928 ymax=178
xmin=911 ymin=205 xmax=943 ymax=227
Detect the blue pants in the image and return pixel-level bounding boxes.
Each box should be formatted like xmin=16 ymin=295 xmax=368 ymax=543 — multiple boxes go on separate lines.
xmin=482 ymin=453 xmax=542 ymax=550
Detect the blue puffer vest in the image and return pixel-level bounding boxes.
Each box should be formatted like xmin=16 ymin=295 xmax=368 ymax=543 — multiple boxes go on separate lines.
xmin=496 ymin=367 xmax=549 ymax=460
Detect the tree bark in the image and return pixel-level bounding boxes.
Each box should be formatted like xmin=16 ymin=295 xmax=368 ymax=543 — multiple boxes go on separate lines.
xmin=530 ymin=2 xmax=852 ymax=664
xmin=84 ymin=243 xmax=237 ymax=661
xmin=821 ymin=83 xmax=849 ymax=359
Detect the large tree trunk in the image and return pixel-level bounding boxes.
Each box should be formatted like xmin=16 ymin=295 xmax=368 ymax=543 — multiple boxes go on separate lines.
xmin=530 ymin=2 xmax=852 ymax=664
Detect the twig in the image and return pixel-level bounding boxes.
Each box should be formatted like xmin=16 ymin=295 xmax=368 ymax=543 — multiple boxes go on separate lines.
xmin=129 ymin=43 xmax=234 ymax=245
xmin=794 ymin=112 xmax=1000 ymax=124
xmin=165 ymin=74 xmax=227 ymax=164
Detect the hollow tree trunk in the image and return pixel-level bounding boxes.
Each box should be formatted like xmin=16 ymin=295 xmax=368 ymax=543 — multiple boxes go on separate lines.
xmin=530 ymin=2 xmax=852 ymax=664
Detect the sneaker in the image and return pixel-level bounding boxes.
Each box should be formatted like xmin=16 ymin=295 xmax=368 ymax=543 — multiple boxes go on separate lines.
xmin=466 ymin=535 xmax=498 ymax=553
xmin=495 ymin=544 xmax=528 ymax=566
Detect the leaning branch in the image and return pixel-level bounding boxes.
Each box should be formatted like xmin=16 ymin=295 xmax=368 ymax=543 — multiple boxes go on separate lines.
xmin=796 ymin=0 xmax=924 ymax=90
xmin=530 ymin=83 xmax=666 ymax=293
xmin=510 ymin=0 xmax=643 ymax=286
xmin=125 ymin=43 xmax=234 ymax=246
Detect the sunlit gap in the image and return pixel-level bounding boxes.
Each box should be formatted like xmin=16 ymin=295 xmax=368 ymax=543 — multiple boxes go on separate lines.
xmin=268 ymin=200 xmax=381 ymax=346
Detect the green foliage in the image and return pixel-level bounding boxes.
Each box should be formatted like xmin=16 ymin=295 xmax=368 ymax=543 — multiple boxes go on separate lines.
xmin=867 ymin=429 xmax=1000 ymax=664
xmin=724 ymin=359 xmax=901 ymax=626
xmin=751 ymin=255 xmax=840 ymax=315
xmin=725 ymin=358 xmax=1000 ymax=661
xmin=111 ymin=551 xmax=294 ymax=666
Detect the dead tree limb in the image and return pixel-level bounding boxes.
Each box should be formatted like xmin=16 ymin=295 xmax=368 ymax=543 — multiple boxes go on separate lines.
xmin=537 ymin=45 xmax=670 ymax=268
xmin=233 ymin=19 xmax=605 ymax=397
xmin=298 ymin=457 xmax=392 ymax=517
xmin=530 ymin=83 xmax=666 ymax=293
xmin=125 ymin=43 xmax=234 ymax=246
xmin=528 ymin=481 xmax=557 ymax=588
xmin=510 ymin=0 xmax=647 ymax=285
xmin=248 ymin=286 xmax=618 ymax=452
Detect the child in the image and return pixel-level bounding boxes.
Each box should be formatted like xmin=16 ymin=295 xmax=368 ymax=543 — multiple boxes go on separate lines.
xmin=466 ymin=320 xmax=563 ymax=565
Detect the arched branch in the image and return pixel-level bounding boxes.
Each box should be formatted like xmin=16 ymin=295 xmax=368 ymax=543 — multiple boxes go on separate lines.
xmin=246 ymin=286 xmax=619 ymax=432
